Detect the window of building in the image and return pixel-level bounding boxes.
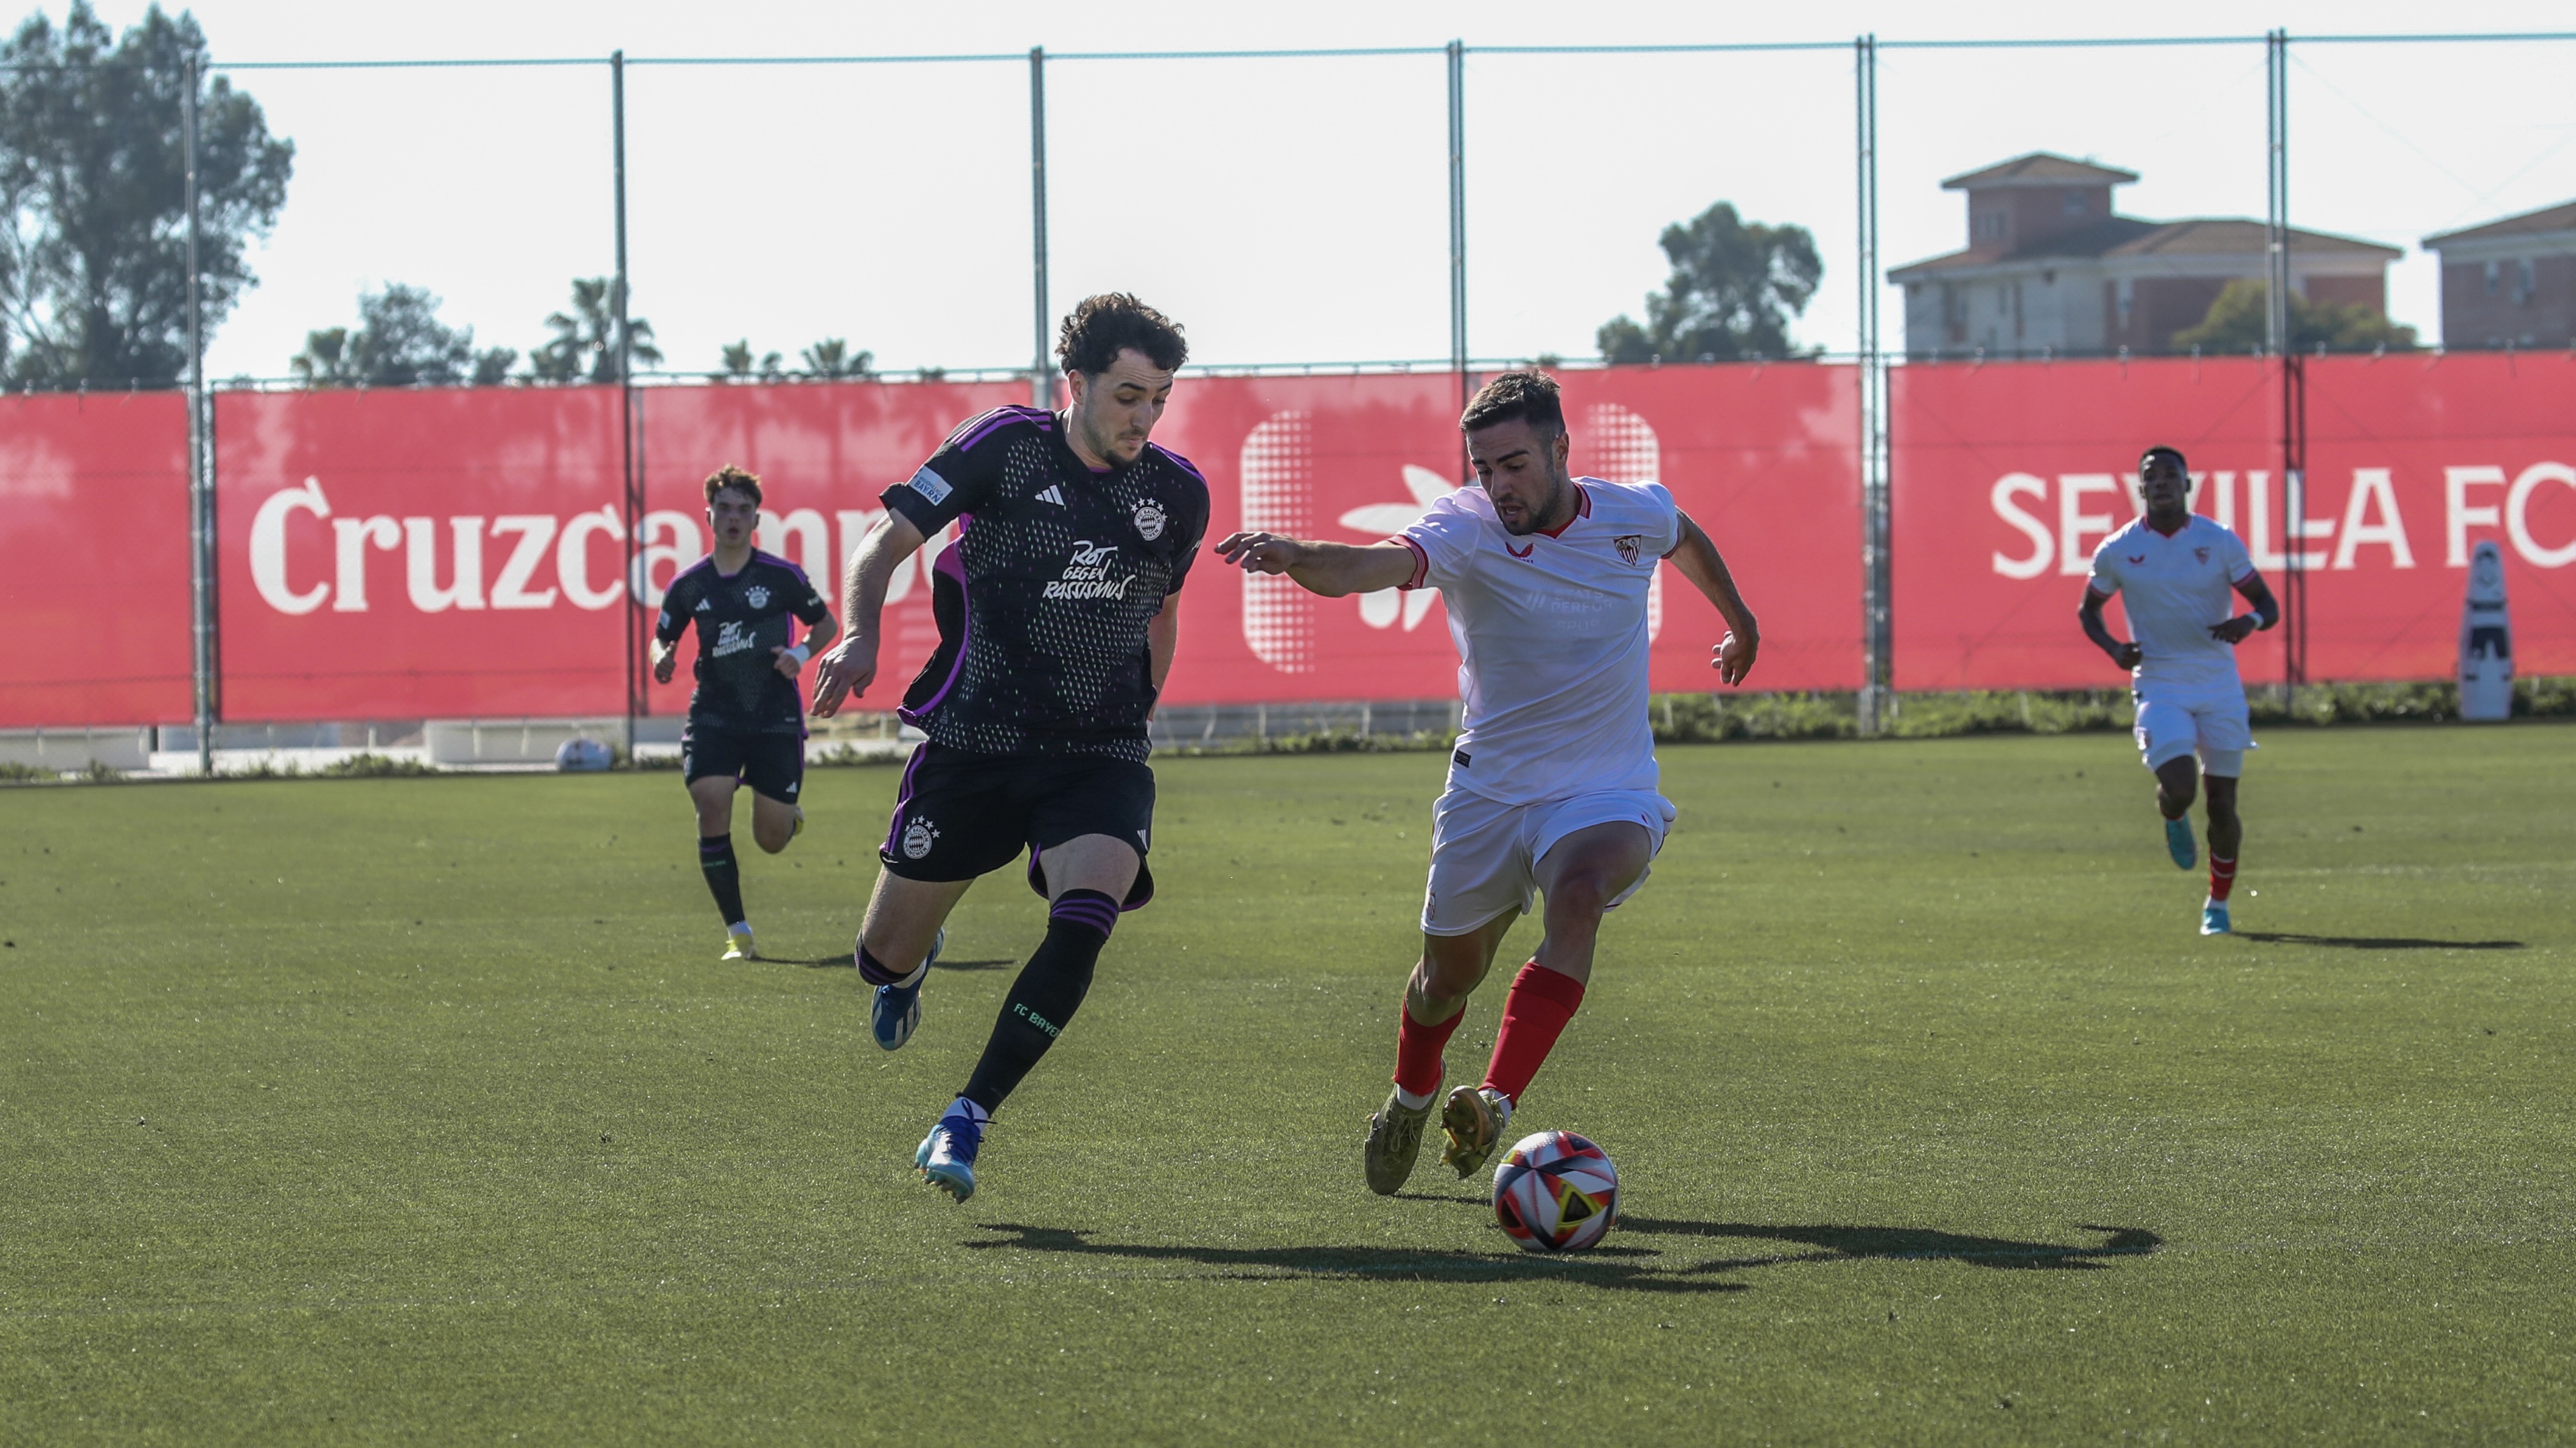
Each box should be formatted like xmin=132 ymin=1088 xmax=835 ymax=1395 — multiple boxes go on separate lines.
xmin=2063 ymin=190 xmax=2087 ymax=216
xmin=1976 ymin=212 xmax=2006 ymax=241
xmin=2516 ymin=258 xmax=2537 ymax=303
xmin=2484 ymin=261 xmax=2501 ymax=295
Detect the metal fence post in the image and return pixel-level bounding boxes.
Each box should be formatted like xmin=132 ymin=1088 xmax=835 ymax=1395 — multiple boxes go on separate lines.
xmin=1855 ymin=34 xmax=1891 ymax=735
xmin=2265 ymin=29 xmax=2306 ymax=704
xmin=1446 ymin=39 xmax=1467 ymax=462
xmin=614 ymin=50 xmax=642 ymax=755
xmin=1030 ymin=46 xmax=1050 ymax=410
xmin=184 ymin=55 xmax=214 ymax=775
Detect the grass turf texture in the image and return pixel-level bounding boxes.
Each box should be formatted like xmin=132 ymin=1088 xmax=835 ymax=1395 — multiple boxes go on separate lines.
xmin=4 ymin=726 xmax=2571 ymax=1443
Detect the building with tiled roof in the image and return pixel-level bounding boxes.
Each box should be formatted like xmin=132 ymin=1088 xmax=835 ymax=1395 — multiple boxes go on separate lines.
xmin=2423 ymin=200 xmax=2576 ymax=349
xmin=1889 ymin=152 xmax=2400 ymax=358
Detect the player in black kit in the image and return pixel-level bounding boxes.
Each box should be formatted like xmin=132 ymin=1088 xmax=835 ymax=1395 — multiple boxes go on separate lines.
xmin=811 ymin=294 xmax=1206 ymax=1201
xmin=653 ymin=466 xmax=837 ymax=961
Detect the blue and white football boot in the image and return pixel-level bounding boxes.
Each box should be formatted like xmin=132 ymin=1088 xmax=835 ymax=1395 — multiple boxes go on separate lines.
xmin=2165 ymin=817 xmax=2197 ymax=871
xmin=870 ymin=927 xmax=943 ymax=1052
xmin=2200 ymin=899 xmax=2231 ymax=936
xmin=916 ymin=1102 xmax=983 ymax=1202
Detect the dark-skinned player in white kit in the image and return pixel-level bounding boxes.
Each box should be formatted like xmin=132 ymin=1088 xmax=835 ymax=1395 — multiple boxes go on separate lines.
xmin=1217 ymin=371 xmax=1761 ymax=1193
xmin=810 ymin=294 xmax=1207 ymax=1203
xmin=2077 ymin=445 xmax=2278 ymax=935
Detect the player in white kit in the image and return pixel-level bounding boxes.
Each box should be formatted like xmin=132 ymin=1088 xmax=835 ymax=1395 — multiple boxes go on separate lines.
xmin=1214 ymin=371 xmax=1761 ymax=1193
xmin=2078 ymin=446 xmax=2279 ymax=935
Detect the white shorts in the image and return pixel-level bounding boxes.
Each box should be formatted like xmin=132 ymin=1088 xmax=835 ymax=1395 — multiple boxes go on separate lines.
xmin=1421 ymin=786 xmax=1676 ymax=937
xmin=2133 ymin=682 xmax=2253 ymax=778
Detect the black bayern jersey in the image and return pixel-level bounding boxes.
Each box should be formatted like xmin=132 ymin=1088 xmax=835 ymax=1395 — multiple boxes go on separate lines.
xmin=883 ymin=406 xmax=1209 ymax=761
xmin=655 ymin=551 xmax=833 ymax=733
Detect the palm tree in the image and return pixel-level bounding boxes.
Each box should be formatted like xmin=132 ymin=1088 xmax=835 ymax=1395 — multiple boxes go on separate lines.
xmin=714 ymin=338 xmax=783 ymax=382
xmin=799 ymin=338 xmax=873 ymax=380
xmin=530 ymin=277 xmax=660 ymax=383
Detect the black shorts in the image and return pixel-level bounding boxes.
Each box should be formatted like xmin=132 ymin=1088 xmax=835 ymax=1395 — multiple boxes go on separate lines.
xmin=681 ymin=721 xmax=804 ymax=804
xmin=879 ymin=743 xmax=1156 ymax=909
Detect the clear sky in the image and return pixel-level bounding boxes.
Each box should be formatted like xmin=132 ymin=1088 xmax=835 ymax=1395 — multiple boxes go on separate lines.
xmin=67 ymin=0 xmax=2576 ymax=379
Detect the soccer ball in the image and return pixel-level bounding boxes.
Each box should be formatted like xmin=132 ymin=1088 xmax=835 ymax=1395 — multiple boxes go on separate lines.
xmin=1492 ymin=1130 xmax=1618 ymax=1253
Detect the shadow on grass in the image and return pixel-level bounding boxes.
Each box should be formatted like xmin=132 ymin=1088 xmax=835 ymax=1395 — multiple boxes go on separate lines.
xmin=2235 ymin=932 xmax=2523 ymax=951
xmin=774 ymin=955 xmax=1016 ymax=970
xmin=962 ymin=1220 xmax=2157 ymax=1292
xmin=964 ymin=1222 xmax=1741 ymax=1293
xmin=1617 ymin=1219 xmax=2160 ymax=1271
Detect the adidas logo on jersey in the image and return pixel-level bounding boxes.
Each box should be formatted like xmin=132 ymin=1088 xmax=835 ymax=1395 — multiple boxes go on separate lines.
xmin=694 ymin=598 xmax=713 ymax=612
xmin=1036 ymin=485 xmax=1067 ymax=506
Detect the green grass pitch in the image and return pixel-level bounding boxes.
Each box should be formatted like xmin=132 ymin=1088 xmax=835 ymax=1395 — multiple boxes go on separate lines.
xmin=4 ymin=725 xmax=2572 ymax=1442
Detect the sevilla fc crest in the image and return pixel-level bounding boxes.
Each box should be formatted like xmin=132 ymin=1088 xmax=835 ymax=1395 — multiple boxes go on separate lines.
xmin=2194 ymin=546 xmax=2211 ymax=564
xmin=1615 ymin=535 xmax=1643 ymax=565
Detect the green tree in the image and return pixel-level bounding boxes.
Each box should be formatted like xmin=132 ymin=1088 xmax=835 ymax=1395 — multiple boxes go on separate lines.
xmin=713 ymin=338 xmax=781 ymax=382
xmin=289 ymin=282 xmax=479 ymax=387
xmin=798 ymin=338 xmax=872 ymax=380
xmin=529 ymin=277 xmax=658 ymax=383
xmin=1597 ymin=202 xmax=1821 ymax=364
xmin=0 ymin=1 xmax=292 ymax=388
xmin=2170 ymin=278 xmax=2418 ymax=354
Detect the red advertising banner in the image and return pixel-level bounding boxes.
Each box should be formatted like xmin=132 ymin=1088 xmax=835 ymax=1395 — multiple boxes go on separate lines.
xmin=217 ymin=386 xmax=629 ymax=719
xmin=1891 ymin=354 xmax=2576 ymax=689
xmin=0 ymin=392 xmax=191 ymax=727
xmin=632 ymin=380 xmax=1025 ymax=718
xmin=207 ymin=368 xmax=1858 ymax=724
xmin=1144 ymin=364 xmax=1865 ymax=703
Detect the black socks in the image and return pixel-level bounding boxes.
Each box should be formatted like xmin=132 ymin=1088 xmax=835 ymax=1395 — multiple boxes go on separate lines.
xmin=699 ymin=834 xmax=745 ymax=928
xmin=960 ymin=889 xmax=1118 ymax=1113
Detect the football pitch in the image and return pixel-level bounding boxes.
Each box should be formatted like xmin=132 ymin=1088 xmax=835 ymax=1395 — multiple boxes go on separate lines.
xmin=4 ymin=726 xmax=2571 ymax=1443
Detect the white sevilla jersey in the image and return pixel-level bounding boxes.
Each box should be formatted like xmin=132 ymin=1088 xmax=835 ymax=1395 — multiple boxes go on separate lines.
xmin=1397 ymin=478 xmax=1680 ymax=805
xmin=2086 ymin=514 xmax=2256 ymax=691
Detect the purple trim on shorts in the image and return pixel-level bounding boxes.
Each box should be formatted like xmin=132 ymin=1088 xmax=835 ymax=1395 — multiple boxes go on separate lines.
xmin=896 ymin=544 xmax=973 ymax=728
xmin=881 ymin=744 xmax=929 ymax=859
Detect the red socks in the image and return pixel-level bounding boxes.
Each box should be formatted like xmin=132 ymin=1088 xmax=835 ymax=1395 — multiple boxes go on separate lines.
xmin=2210 ymin=855 xmax=2239 ymax=902
xmin=1481 ymin=961 xmax=1586 ymax=1105
xmin=1393 ymin=996 xmax=1463 ymax=1097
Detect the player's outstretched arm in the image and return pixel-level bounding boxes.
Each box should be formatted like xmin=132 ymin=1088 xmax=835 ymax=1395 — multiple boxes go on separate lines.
xmin=1665 ymin=511 xmax=1760 ymax=685
xmin=2210 ymin=571 xmax=2280 ymax=644
xmin=2078 ymin=587 xmax=2142 ymax=670
xmin=1214 ymin=532 xmax=1416 ymax=598
xmin=812 ymin=510 xmax=929 ymax=717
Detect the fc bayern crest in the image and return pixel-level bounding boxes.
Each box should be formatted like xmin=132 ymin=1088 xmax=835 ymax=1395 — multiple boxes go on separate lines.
xmin=745 ymin=585 xmax=771 ymax=607
xmin=902 ymin=818 xmax=938 ymax=860
xmin=1615 ymin=535 xmax=1643 ymax=565
xmin=1132 ymin=500 xmax=1167 ymax=542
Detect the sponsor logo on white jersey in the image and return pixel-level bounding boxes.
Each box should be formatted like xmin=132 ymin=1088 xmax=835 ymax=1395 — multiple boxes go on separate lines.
xmin=1043 ymin=540 xmax=1135 ymax=600
xmin=903 ymin=816 xmax=938 ymax=859
xmin=1132 ymin=499 xmax=1167 ymax=541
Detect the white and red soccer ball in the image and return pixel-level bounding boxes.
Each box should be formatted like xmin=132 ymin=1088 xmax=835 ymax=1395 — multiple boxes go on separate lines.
xmin=1492 ymin=1130 xmax=1618 ymax=1252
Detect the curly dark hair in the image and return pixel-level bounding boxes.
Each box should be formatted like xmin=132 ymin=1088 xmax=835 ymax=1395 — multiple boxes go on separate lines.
xmin=1460 ymin=369 xmax=1565 ymax=437
xmin=1056 ymin=293 xmax=1188 ymax=376
xmin=703 ymin=464 xmax=762 ymax=506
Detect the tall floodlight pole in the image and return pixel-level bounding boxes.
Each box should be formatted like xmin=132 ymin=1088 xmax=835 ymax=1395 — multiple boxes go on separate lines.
xmin=614 ymin=50 xmax=640 ymax=754
xmin=1031 ymin=47 xmax=1050 ymax=411
xmin=1854 ymin=34 xmax=1889 ymax=736
xmin=184 ymin=56 xmax=214 ymax=775
xmin=2265 ymin=29 xmax=2306 ymax=703
xmin=1446 ymin=39 xmax=1467 ymax=462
